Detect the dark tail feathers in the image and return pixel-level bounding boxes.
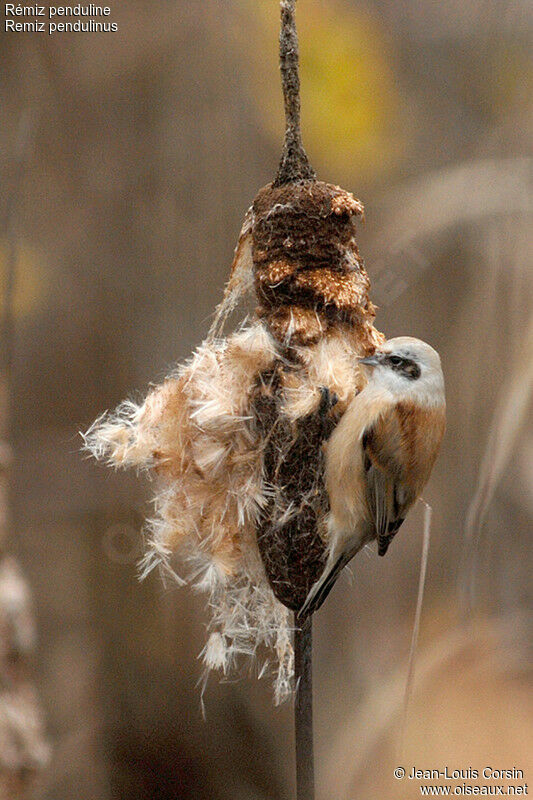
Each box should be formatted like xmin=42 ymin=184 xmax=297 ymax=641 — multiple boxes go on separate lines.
xmin=299 ymin=552 xmax=353 ymax=618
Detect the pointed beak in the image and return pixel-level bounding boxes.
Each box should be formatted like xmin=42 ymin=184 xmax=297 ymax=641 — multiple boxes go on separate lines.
xmin=358 ymin=353 xmax=381 ymax=367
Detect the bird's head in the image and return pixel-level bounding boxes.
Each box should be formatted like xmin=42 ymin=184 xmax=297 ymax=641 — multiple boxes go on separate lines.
xmin=358 ymin=337 xmax=445 ymax=407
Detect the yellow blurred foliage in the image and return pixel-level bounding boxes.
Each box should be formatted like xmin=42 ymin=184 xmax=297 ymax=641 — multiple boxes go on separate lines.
xmin=234 ymin=0 xmax=406 ymax=181
xmin=0 ymin=242 xmax=46 ymax=319
xmin=489 ymin=44 xmax=533 ymax=114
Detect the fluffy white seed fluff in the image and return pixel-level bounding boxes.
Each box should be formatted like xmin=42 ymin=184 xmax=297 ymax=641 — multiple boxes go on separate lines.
xmin=83 ymin=319 xmax=369 ymax=701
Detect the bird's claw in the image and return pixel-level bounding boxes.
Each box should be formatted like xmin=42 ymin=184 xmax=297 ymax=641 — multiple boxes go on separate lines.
xmin=318 ymin=386 xmax=338 ymax=416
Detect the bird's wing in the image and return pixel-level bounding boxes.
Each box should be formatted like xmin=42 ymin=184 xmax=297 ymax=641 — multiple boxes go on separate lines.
xmin=300 ymin=414 xmax=413 ymax=616
xmin=301 ymin=402 xmax=444 ymax=616
xmin=362 ymin=404 xmax=443 ymax=555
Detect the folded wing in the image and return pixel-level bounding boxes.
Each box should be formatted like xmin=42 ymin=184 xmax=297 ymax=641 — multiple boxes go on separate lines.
xmin=300 ymin=402 xmax=445 ymax=616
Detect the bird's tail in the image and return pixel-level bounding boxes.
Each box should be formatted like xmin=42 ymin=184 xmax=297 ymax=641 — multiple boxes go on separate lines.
xmin=299 ymin=549 xmax=354 ymax=618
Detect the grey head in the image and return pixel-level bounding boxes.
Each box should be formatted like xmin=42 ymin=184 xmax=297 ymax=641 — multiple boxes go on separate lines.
xmin=359 ymin=336 xmax=445 ymax=407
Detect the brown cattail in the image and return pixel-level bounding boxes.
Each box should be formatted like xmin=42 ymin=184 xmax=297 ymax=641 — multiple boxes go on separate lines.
xmin=84 ymin=1 xmax=383 ymax=701
xmin=250 ymin=180 xmax=382 ymax=611
xmin=244 ymin=0 xmax=382 ymax=615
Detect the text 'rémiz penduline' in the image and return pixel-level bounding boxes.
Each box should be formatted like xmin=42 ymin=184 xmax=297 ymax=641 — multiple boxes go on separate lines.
xmin=4 ymin=5 xmax=118 ymax=33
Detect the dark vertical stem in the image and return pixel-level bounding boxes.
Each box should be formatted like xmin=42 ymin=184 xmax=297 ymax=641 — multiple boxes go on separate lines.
xmin=274 ymin=0 xmax=315 ymax=186
xmin=294 ymin=614 xmax=314 ymax=800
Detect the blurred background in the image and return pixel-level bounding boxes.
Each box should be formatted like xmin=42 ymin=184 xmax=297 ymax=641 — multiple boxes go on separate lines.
xmin=0 ymin=0 xmax=532 ymax=798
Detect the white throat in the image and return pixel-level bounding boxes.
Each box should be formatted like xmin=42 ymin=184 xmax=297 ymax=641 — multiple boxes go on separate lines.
xmin=364 ymin=365 xmax=445 ymax=408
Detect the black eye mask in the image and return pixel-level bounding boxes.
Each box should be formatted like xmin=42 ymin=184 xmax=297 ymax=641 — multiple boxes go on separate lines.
xmin=384 ymin=354 xmax=421 ymax=381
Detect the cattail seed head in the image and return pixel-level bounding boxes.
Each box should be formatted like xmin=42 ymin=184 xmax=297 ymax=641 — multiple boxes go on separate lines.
xmin=84 ymin=0 xmax=384 ymax=700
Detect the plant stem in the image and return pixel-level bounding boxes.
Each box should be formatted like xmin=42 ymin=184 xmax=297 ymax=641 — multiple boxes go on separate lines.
xmin=294 ymin=614 xmax=314 ymax=800
xmin=274 ymin=0 xmax=315 ymax=186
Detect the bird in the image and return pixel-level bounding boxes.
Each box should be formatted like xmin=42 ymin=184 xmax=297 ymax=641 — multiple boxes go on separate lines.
xmin=299 ymin=336 xmax=446 ymax=618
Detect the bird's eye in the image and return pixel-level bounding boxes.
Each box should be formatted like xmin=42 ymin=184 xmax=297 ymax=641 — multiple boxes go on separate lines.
xmin=389 ymin=355 xmax=403 ymax=366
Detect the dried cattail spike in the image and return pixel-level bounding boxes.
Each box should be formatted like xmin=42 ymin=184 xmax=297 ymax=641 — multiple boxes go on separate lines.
xmin=84 ymin=0 xmax=385 ymax=704
xmin=251 ymin=367 xmax=338 ymax=611
xmin=274 ymin=0 xmax=316 ymax=186
xmin=248 ymin=5 xmax=381 ymax=615
xmin=251 ymin=180 xmax=375 ymax=348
